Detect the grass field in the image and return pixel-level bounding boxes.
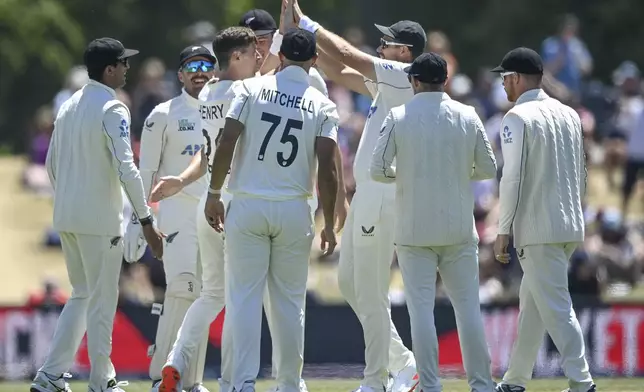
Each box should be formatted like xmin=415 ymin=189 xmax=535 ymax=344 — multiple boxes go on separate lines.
xmin=2 ymin=378 xmax=644 ymax=392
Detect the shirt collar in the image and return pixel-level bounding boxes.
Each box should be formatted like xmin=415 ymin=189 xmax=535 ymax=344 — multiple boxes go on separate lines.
xmin=515 ymin=88 xmax=549 ymax=105
xmin=278 ymin=65 xmax=310 ymax=82
xmin=413 ymin=91 xmax=451 ymax=102
xmin=181 ymin=88 xmax=200 ymax=107
xmin=87 ymin=79 xmax=116 ymax=98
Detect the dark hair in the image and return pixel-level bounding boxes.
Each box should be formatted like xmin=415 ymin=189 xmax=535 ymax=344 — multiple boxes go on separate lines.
xmin=87 ymin=65 xmax=106 ymax=82
xmin=212 ymin=27 xmax=257 ymax=70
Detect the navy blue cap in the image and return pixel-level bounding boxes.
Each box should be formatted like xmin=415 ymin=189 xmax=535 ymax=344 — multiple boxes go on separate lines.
xmin=179 ymin=45 xmax=217 ymax=66
xmin=404 ymin=52 xmax=448 ymax=84
xmin=492 ymin=47 xmax=543 ymax=75
xmin=239 ymin=9 xmax=277 ymax=36
xmin=375 ymin=21 xmax=427 ymax=56
xmin=84 ymin=37 xmax=138 ymax=69
xmin=280 ymin=28 xmax=316 ymax=62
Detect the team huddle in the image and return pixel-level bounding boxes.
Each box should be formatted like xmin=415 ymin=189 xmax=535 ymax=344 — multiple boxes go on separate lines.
xmin=33 ymin=0 xmax=596 ymax=392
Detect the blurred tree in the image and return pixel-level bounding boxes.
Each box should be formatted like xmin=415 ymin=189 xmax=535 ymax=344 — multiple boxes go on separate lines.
xmin=0 ymin=0 xmax=83 ymax=148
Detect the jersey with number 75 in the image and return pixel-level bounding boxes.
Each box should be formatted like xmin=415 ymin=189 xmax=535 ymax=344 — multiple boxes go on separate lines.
xmin=225 ymin=69 xmax=339 ymax=201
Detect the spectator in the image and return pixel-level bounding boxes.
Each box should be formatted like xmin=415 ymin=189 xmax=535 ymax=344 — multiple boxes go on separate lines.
xmin=426 ymin=31 xmax=458 ymax=94
xmin=541 ymin=14 xmax=593 ymax=96
xmin=23 ymin=105 xmax=54 ymax=196
xmin=130 ymin=57 xmax=174 ymax=140
xmin=568 ymin=248 xmax=603 ymax=299
xmin=26 ymin=278 xmax=67 ymax=308
xmin=52 ymin=66 xmax=89 ymax=116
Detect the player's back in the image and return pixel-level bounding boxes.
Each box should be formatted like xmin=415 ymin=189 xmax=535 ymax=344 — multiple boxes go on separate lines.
xmin=508 ymin=92 xmax=585 ymax=245
xmin=227 ymin=67 xmax=335 ymax=200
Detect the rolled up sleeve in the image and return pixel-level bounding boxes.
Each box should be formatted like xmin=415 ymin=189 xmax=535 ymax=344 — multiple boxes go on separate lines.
xmin=103 ymin=102 xmax=150 ymax=220
xmin=370 ymin=110 xmax=397 ymax=183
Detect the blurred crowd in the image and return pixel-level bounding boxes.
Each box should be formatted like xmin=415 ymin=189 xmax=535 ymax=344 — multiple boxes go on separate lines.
xmin=22 ymin=15 xmax=644 ymax=307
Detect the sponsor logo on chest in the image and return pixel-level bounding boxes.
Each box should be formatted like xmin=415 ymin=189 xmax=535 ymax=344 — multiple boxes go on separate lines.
xmin=178 ymin=118 xmax=196 ymax=132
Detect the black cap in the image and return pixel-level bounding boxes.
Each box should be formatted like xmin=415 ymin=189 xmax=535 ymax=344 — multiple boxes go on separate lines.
xmin=239 ymin=9 xmax=277 ymax=36
xmin=280 ymin=28 xmax=317 ymax=62
xmin=84 ymin=37 xmax=139 ymax=70
xmin=179 ymin=45 xmax=217 ymax=67
xmin=491 ymin=47 xmax=543 ymax=75
xmin=375 ymin=21 xmax=427 ymax=56
xmin=403 ymin=52 xmax=448 ymax=84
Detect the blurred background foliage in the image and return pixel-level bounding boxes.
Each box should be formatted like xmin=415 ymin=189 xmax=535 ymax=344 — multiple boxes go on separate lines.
xmin=1 ymin=0 xmax=644 ymax=152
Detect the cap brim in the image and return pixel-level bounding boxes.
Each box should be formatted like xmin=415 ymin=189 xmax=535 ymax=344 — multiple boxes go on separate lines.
xmin=181 ymin=53 xmax=218 ymax=66
xmin=403 ymin=65 xmax=412 ymax=73
xmin=119 ymin=48 xmax=139 ymax=59
xmin=374 ymin=24 xmax=396 ymax=39
xmin=254 ymin=29 xmax=275 ymax=37
xmin=490 ymin=65 xmax=505 ymax=73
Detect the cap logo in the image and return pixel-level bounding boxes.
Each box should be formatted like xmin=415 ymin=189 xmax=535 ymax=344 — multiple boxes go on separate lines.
xmin=191 ymin=46 xmax=200 ymax=51
xmin=245 ymin=17 xmax=255 ymax=25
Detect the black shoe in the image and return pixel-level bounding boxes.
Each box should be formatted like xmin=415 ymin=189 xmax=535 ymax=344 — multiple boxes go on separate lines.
xmin=495 ymin=384 xmax=525 ymax=392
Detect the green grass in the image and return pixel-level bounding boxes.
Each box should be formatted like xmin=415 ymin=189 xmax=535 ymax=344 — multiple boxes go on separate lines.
xmin=4 ymin=378 xmax=644 ymax=392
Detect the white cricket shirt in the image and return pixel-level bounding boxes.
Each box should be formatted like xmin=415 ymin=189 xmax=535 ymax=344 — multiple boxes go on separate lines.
xmin=138 ymin=89 xmax=206 ymax=201
xmin=498 ymin=89 xmax=586 ymax=247
xmin=225 ymin=66 xmax=339 ymax=200
xmin=353 ymin=58 xmax=414 ymax=186
xmin=370 ymin=92 xmax=497 ymax=246
xmin=46 ymin=80 xmax=150 ymax=236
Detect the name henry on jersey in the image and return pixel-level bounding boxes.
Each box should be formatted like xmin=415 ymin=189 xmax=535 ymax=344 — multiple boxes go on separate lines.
xmin=259 ymin=89 xmax=314 ymax=113
xmin=200 ymin=104 xmax=225 ymax=120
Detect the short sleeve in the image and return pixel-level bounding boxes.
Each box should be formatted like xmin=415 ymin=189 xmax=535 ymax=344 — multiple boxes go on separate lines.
xmin=541 ymin=37 xmax=560 ymax=62
xmin=372 ymin=58 xmax=413 ymax=107
xmin=226 ymin=80 xmax=252 ymax=125
xmin=308 ymin=67 xmax=329 ymax=97
xmin=318 ymin=100 xmax=340 ymax=142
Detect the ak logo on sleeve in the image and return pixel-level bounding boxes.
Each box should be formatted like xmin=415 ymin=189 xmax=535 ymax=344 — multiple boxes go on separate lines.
xmin=502 ymin=126 xmax=513 ymax=144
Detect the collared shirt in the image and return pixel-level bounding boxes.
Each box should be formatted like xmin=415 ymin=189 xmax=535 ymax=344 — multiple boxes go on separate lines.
xmin=225 ymin=66 xmax=339 ymax=200
xmin=370 ymin=91 xmax=496 ymax=246
xmin=139 ymin=89 xmax=206 ymax=201
xmin=46 ymin=80 xmax=150 ymax=236
xmin=498 ymin=88 xmax=586 ymax=247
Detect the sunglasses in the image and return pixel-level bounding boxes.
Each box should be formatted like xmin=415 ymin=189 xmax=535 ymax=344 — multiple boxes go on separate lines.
xmin=117 ymin=58 xmax=129 ymax=66
xmin=182 ymin=60 xmax=216 ymax=73
xmin=500 ymin=71 xmax=517 ymax=80
xmin=380 ymin=38 xmax=412 ymax=49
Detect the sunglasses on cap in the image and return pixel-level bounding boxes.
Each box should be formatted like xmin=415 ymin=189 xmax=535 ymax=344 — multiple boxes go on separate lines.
xmin=380 ymin=38 xmax=412 ymax=49
xmin=182 ymin=60 xmax=215 ymax=73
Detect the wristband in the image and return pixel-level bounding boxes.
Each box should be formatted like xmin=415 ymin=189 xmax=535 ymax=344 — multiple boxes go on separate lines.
xmin=208 ymin=187 xmax=221 ymax=195
xmin=298 ymin=16 xmax=320 ymax=33
xmin=270 ymin=31 xmax=283 ymax=56
xmin=139 ymin=215 xmax=154 ymax=226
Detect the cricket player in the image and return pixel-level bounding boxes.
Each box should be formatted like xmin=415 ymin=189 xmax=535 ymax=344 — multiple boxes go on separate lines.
xmin=32 ymin=37 xmax=164 ymax=392
xmin=149 ymin=26 xmax=261 ymax=392
xmin=291 ymin=2 xmax=422 ymax=391
xmin=491 ymin=48 xmax=595 ymax=392
xmin=124 ymin=45 xmax=218 ymax=392
xmin=370 ymin=52 xmax=496 ymax=392
xmin=205 ymin=28 xmax=339 ymax=392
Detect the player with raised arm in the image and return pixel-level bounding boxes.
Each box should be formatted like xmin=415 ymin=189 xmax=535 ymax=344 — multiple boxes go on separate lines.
xmin=124 ymin=45 xmax=217 ymax=392
xmin=204 ymin=28 xmax=339 ymax=392
xmin=288 ymin=2 xmax=425 ymax=391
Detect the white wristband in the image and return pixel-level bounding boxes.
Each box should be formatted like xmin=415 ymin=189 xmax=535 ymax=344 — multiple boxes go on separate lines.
xmin=298 ymin=16 xmax=320 ymax=33
xmin=208 ymin=187 xmax=221 ymax=195
xmin=270 ymin=31 xmax=283 ymax=56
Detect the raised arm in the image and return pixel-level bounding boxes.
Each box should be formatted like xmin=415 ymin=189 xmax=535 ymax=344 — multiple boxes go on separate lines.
xmin=293 ymin=0 xmax=377 ymax=81
xmin=316 ymin=47 xmax=373 ymax=97
xmin=370 ymin=111 xmax=397 ymax=183
xmin=103 ymin=102 xmax=151 ymax=220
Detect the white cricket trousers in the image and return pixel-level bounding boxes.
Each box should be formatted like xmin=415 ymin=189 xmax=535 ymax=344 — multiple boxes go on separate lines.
xmin=502 ymin=243 xmax=593 ymax=392
xmin=396 ymin=243 xmax=493 ymax=392
xmin=225 ymin=196 xmax=314 ymax=392
xmin=39 ymin=232 xmax=123 ymax=391
xmin=150 ymin=196 xmax=207 ymax=388
xmin=337 ymin=182 xmax=414 ymax=390
xmin=165 ymin=192 xmax=228 ymax=385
